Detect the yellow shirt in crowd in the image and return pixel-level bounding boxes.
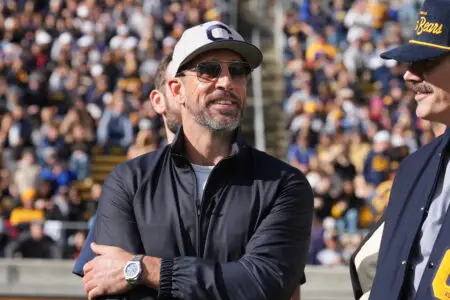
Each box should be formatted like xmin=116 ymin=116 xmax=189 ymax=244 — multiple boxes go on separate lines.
xmin=9 ymin=207 xmax=44 ymax=226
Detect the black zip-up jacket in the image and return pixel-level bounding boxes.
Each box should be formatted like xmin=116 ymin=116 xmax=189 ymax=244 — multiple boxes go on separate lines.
xmin=94 ymin=128 xmax=314 ymax=300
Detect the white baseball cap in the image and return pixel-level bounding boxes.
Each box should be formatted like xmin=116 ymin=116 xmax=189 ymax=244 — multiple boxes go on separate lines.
xmin=35 ymin=30 xmax=52 ymax=45
xmin=169 ymin=21 xmax=263 ymax=77
xmin=90 ymin=64 xmax=103 ymax=77
xmin=59 ymin=32 xmax=72 ymax=45
xmin=373 ymin=130 xmax=391 ymax=143
xmin=77 ymin=5 xmax=89 ymax=18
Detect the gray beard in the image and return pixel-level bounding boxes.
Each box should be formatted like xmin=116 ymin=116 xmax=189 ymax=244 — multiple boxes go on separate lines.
xmin=185 ymin=102 xmax=242 ymax=132
xmin=165 ymin=112 xmax=181 ymax=134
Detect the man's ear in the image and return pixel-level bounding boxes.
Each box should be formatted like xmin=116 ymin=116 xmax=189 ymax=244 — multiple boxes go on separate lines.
xmin=167 ymin=78 xmax=185 ymax=105
xmin=149 ymin=90 xmax=166 ymax=115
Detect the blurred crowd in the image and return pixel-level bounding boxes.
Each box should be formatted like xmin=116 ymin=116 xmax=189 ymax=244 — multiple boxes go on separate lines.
xmin=0 ymin=0 xmax=230 ymax=259
xmin=0 ymin=0 xmax=443 ymax=267
xmin=282 ymin=0 xmax=446 ymax=266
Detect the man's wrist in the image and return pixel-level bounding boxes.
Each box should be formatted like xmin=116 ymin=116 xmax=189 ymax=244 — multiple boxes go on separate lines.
xmin=124 ymin=254 xmax=144 ymax=286
xmin=141 ymin=256 xmax=161 ymax=288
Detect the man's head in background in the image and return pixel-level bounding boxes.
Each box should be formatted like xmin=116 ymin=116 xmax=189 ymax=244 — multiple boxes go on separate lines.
xmin=381 ymin=0 xmax=450 ymax=126
xmin=150 ymin=52 xmax=181 ymax=143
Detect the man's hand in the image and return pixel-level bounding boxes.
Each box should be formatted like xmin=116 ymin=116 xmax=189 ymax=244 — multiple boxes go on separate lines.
xmin=82 ymin=242 xmax=134 ymax=300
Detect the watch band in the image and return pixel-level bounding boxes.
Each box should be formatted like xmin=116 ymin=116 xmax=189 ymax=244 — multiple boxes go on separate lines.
xmin=132 ymin=254 xmax=144 ymax=262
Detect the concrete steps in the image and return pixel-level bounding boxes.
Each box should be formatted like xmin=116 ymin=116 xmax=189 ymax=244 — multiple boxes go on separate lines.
xmin=237 ymin=0 xmax=288 ymax=161
xmin=244 ymin=42 xmax=287 ymax=159
xmin=90 ymin=149 xmax=127 ymax=183
xmin=301 ymin=266 xmax=354 ymax=300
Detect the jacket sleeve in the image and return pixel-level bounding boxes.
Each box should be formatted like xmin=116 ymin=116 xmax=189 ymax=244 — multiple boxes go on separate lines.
xmin=72 ymin=223 xmax=96 ymax=277
xmin=93 ymin=163 xmax=155 ymax=300
xmin=94 ymin=162 xmax=143 ymax=253
xmin=158 ymin=172 xmax=314 ymax=300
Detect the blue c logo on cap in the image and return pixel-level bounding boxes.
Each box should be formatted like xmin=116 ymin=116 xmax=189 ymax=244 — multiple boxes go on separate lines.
xmin=206 ymin=24 xmax=234 ymax=41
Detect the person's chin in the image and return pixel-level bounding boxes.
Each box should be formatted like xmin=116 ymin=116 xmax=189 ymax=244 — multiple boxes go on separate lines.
xmin=416 ymin=105 xmax=438 ymax=122
xmin=415 ymin=107 xmax=430 ymax=120
xmin=209 ymin=116 xmax=240 ymax=130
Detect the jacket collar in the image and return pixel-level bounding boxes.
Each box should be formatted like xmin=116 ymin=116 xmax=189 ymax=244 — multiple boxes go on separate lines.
xmin=169 ymin=125 xmax=247 ymax=159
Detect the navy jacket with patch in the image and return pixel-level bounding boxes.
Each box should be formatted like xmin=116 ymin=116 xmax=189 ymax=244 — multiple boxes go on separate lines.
xmin=370 ymin=128 xmax=450 ymax=300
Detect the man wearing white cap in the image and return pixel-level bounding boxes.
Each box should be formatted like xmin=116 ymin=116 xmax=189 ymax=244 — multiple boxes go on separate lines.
xmin=82 ymin=21 xmax=313 ymax=300
xmin=363 ymin=130 xmax=392 ymax=187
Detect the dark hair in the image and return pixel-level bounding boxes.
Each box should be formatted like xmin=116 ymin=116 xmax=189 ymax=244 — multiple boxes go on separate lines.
xmin=154 ymin=52 xmax=173 ymax=92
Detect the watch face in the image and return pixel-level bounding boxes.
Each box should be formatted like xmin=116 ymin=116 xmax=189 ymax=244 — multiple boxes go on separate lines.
xmin=125 ymin=262 xmax=139 ymax=278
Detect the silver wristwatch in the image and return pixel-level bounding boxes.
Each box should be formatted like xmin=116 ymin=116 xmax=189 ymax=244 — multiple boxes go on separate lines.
xmin=123 ymin=254 xmax=144 ymax=285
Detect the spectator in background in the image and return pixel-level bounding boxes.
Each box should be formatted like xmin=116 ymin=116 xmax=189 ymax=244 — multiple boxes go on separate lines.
xmin=308 ymin=215 xmax=326 ymax=265
xmin=0 ymin=77 xmax=9 ymax=116
xmin=316 ymin=229 xmax=344 ymax=266
xmin=303 ymin=0 xmax=332 ymax=33
xmin=5 ymin=221 xmax=60 ymax=259
xmin=6 ymin=106 xmax=32 ymax=160
xmin=49 ymin=185 xmax=70 ymax=221
xmin=36 ymin=180 xmax=54 ymax=203
xmin=360 ymin=145 xmax=410 ymax=228
xmin=59 ymin=107 xmax=95 ymax=146
xmin=67 ymin=184 xmax=84 ymax=222
xmin=348 ymin=131 xmax=371 ymax=174
xmin=332 ymin=179 xmax=363 ymax=234
xmin=305 ymin=33 xmax=337 ymax=67
xmin=13 ymin=150 xmax=41 ymax=195
xmin=96 ymin=96 xmax=134 ymax=150
xmin=127 ymin=129 xmax=158 ymax=160
xmin=363 ymin=130 xmax=391 ymax=187
xmin=344 ymin=0 xmax=373 ymax=43
xmin=67 ymin=124 xmax=92 ymax=180
xmin=36 ymin=123 xmax=65 ymax=162
xmin=40 ymin=160 xmax=75 ymax=190
xmin=288 ymin=130 xmax=317 ymax=173
xmin=65 ymin=230 xmax=86 ymax=260
xmin=9 ymin=188 xmax=44 ymax=231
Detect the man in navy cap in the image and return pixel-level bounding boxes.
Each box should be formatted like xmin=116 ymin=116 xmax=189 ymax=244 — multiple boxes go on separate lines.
xmin=367 ymin=0 xmax=450 ymax=299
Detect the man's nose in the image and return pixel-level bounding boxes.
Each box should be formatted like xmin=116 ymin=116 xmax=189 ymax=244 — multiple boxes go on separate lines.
xmin=216 ymin=66 xmax=233 ymax=89
xmin=403 ymin=69 xmax=422 ymax=82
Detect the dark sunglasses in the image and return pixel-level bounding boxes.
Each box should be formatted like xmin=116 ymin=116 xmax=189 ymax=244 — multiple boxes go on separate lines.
xmin=176 ymin=61 xmax=252 ymax=82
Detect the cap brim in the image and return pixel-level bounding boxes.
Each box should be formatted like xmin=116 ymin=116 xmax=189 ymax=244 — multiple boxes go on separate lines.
xmin=381 ymin=43 xmax=449 ymax=62
xmin=179 ymin=40 xmax=263 ymax=71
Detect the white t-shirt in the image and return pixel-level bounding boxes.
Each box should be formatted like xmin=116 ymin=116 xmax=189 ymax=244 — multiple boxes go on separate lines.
xmin=191 ymin=163 xmax=214 ymax=202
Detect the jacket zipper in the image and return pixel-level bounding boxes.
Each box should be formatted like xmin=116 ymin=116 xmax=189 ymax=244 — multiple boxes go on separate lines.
xmin=190 ymin=158 xmax=230 ymax=257
xmin=188 ymin=164 xmax=201 ymax=257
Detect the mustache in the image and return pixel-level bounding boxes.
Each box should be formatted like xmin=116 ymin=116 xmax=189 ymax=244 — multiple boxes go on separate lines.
xmin=406 ymin=81 xmax=434 ymax=94
xmin=207 ymin=91 xmax=241 ymax=107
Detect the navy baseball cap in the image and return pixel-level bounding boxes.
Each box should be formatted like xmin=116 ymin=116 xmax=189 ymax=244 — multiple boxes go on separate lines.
xmin=381 ymin=0 xmax=450 ymax=62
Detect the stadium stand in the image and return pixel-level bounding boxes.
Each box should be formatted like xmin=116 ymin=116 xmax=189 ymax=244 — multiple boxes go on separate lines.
xmin=0 ymin=0 xmax=233 ymax=260
xmin=281 ymin=0 xmax=432 ymax=267
xmin=0 ymin=0 xmax=435 ymax=277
